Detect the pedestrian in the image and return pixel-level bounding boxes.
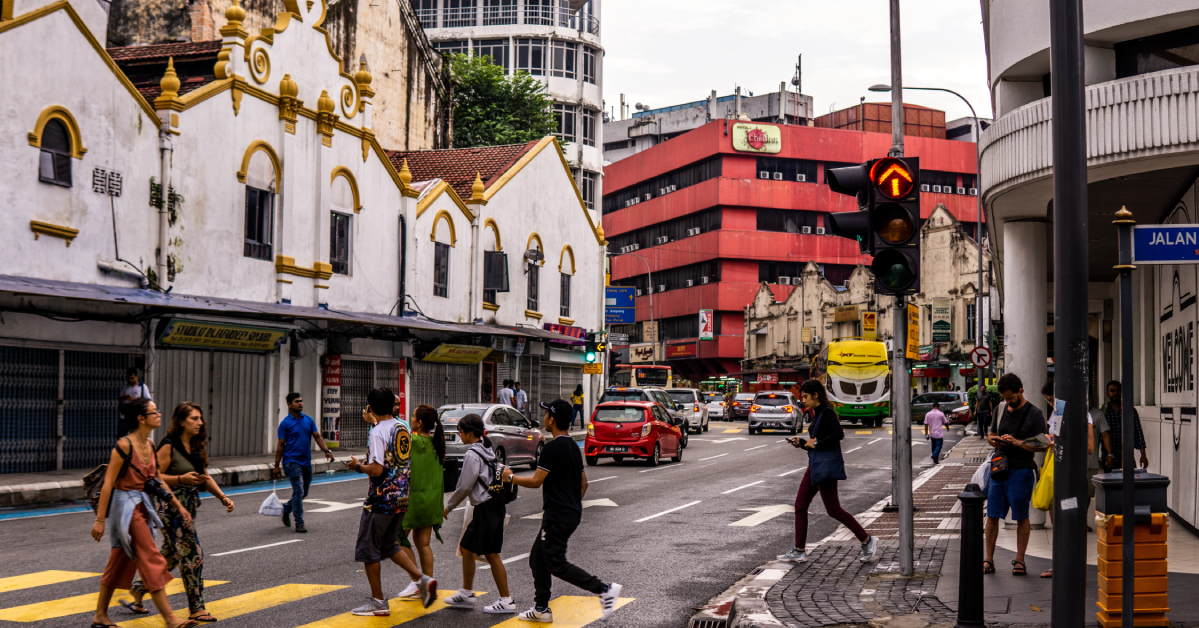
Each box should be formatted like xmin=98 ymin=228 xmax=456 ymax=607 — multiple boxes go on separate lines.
xmin=513 ymin=382 xmax=528 ymax=414
xmin=777 ymin=379 xmax=878 ymax=564
xmin=498 ymin=380 xmax=515 ymax=408
xmin=982 ymin=373 xmax=1047 ymax=577
xmin=502 ymin=399 xmax=623 ymax=622
xmin=123 ymin=402 xmax=236 ymax=621
xmin=396 ymin=405 xmax=446 ymax=601
xmin=118 ymin=367 xmax=152 ymax=438
xmin=272 ymin=393 xmax=335 ymax=533
xmin=346 ymin=387 xmax=436 ymax=614
xmin=923 ymin=402 xmax=948 ymax=465
xmin=441 ymin=413 xmax=517 ymax=614
xmin=90 ymin=398 xmax=198 ymax=628
xmin=1036 ymin=380 xmax=1093 ymax=578
xmin=1098 ymin=380 xmax=1148 ymax=472
xmin=976 ymin=386 xmax=992 ymax=440
xmin=570 ymin=385 xmax=585 ymax=430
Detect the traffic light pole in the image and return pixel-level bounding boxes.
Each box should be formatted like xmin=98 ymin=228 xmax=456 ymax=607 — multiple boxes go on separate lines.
xmin=888 ymin=0 xmax=903 ymax=159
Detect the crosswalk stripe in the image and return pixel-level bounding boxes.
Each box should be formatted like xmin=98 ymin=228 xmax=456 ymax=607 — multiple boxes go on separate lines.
xmin=296 ymin=590 xmax=485 ymax=628
xmin=118 ymin=584 xmax=343 ymax=628
xmin=489 ymin=595 xmax=634 ymax=627
xmin=0 ymin=570 xmax=99 ymax=594
xmin=0 ymin=580 xmax=228 ymax=622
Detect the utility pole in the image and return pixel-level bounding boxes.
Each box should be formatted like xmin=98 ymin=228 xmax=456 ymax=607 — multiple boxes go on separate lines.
xmin=1049 ymin=0 xmax=1089 ymax=624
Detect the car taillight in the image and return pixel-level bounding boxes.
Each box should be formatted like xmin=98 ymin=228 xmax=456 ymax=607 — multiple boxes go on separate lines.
xmin=750 ymin=405 xmax=761 ymax=412
xmin=694 ymin=404 xmax=700 ymax=411
xmin=782 ymin=406 xmax=794 ymax=413
xmin=640 ymin=424 xmax=651 ymax=437
xmin=587 ymin=424 xmax=594 ymax=436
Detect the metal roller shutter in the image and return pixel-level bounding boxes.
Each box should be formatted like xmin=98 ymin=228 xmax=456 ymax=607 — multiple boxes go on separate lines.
xmin=411 ymin=361 xmax=479 ymax=410
xmin=519 ymin=355 xmax=540 ymax=414
xmin=540 ymin=364 xmax=561 ymax=403
xmin=63 ymin=350 xmax=136 ymax=469
xmin=0 ymin=346 xmax=59 ymax=474
xmin=446 ymin=364 xmax=478 ymax=405
xmin=561 ymin=366 xmax=583 ymax=400
xmin=339 ymin=360 xmax=376 ymax=448
xmin=156 ymin=349 xmax=270 ymax=458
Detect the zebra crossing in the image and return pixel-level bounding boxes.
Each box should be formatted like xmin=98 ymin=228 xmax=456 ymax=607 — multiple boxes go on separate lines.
xmin=0 ymin=570 xmax=632 ymax=626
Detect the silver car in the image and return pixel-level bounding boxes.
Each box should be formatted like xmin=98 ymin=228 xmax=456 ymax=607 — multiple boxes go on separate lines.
xmin=910 ymin=392 xmax=968 ymax=423
xmin=704 ymin=392 xmax=726 ymax=419
xmin=438 ymin=404 xmax=546 ymax=469
xmin=666 ymin=388 xmax=709 ymax=434
xmin=747 ymin=391 xmax=802 ymax=435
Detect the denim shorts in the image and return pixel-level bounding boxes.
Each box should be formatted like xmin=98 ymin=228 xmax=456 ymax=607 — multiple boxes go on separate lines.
xmin=987 ymin=466 xmax=1036 ymax=521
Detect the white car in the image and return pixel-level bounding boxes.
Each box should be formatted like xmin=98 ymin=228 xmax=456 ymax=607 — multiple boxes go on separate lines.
xmin=666 ymin=388 xmax=710 ymax=434
xmin=703 ymin=392 xmax=726 ymax=419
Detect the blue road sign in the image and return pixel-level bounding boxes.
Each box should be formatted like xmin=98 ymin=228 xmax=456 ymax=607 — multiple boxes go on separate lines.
xmin=1133 ymin=225 xmax=1199 ymax=264
xmin=606 ymin=308 xmax=635 ymax=325
xmin=605 ymin=286 xmax=635 ymax=308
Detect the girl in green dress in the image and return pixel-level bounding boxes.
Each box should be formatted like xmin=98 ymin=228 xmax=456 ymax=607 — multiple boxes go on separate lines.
xmin=396 ymin=404 xmax=446 ymax=599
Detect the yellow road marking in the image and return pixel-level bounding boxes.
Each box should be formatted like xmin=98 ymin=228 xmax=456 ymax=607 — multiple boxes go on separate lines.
xmin=120 ymin=584 xmax=343 ymax=628
xmin=0 ymin=580 xmax=227 ymax=622
xmin=0 ymin=570 xmax=99 ymax=594
xmin=722 ymin=429 xmax=742 ymax=433
xmin=297 ymin=590 xmax=485 ymax=628
xmin=888 ymin=430 xmax=894 ymax=434
xmin=855 ymin=430 xmax=872 ymax=434
xmin=490 ymin=595 xmax=634 ymax=627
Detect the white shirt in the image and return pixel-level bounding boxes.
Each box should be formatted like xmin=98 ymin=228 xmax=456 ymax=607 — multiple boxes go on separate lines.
xmin=121 ymin=382 xmax=151 ymax=401
xmin=514 ymin=389 xmax=528 ymax=410
xmin=367 ymin=418 xmax=399 ymax=466
xmin=1047 ymin=398 xmax=1092 ymax=437
xmin=497 ymin=387 xmax=514 ymax=406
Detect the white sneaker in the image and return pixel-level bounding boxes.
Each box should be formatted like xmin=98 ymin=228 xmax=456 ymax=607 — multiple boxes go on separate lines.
xmin=517 ymin=607 xmax=553 ymax=622
xmin=483 ymin=599 xmax=518 ymax=614
xmin=445 ymin=590 xmax=475 ymax=609
xmin=600 ymin=582 xmax=623 ymax=620
xmin=395 ymin=581 xmax=420 ymax=599
xmin=417 ymin=575 xmax=437 ymax=609
xmin=860 ymin=536 xmax=878 ymax=563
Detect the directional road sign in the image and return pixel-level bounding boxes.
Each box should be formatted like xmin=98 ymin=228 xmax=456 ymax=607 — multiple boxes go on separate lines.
xmin=970 ymin=346 xmax=993 ymax=369
xmin=1132 ymin=225 xmax=1199 ymax=264
xmin=605 ymin=286 xmax=635 ymax=325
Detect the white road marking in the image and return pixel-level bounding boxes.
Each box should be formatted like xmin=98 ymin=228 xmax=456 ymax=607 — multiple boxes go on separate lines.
xmin=776 ymin=439 xmax=788 ymax=442
xmin=639 ymin=463 xmax=684 ymax=473
xmin=844 ymin=447 xmax=862 ymax=454
xmin=699 ymin=453 xmax=729 ymax=461
xmin=305 ymin=500 xmax=362 ymax=513
xmin=587 ymin=476 xmax=617 ymax=483
xmin=721 ymin=480 xmax=764 ymax=494
xmin=729 ymin=505 xmax=795 ymax=527
xmin=868 ymin=438 xmax=883 ymax=445
xmin=524 ymin=498 xmax=618 ymax=519
xmin=480 ymin=553 xmax=530 ymax=570
xmin=778 ymin=467 xmax=807 ymax=477
xmin=707 ymin=438 xmax=748 ymax=444
xmin=211 ymin=540 xmax=303 ymax=556
xmin=744 ymin=445 xmax=768 ymax=451
xmin=635 ymin=500 xmax=702 ymax=522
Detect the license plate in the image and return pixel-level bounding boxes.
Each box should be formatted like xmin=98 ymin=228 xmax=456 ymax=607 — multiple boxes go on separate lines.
xmin=445 ymin=433 xmax=457 ymax=442
xmin=607 ymin=446 xmax=629 ymax=453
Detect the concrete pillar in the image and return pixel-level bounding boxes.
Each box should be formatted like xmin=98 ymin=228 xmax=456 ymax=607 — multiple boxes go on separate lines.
xmin=1002 ymin=219 xmax=1049 ymax=527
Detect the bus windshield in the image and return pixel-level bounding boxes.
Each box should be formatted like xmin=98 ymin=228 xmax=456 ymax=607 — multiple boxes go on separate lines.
xmin=633 ymin=367 xmax=670 ymax=387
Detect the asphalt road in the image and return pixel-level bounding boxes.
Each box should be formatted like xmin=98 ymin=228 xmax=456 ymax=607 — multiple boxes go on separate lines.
xmin=0 ymin=419 xmax=961 ymax=628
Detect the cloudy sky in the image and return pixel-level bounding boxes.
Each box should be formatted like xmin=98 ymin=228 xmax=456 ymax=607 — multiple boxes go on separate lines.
xmin=601 ymin=0 xmax=991 ymax=123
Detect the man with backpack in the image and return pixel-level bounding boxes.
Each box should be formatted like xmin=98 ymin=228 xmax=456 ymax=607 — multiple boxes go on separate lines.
xmin=503 ymin=399 xmax=623 ymax=622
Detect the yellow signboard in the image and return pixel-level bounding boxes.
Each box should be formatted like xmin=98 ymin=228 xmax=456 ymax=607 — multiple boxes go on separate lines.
xmin=583 ymin=363 xmax=604 ymax=375
xmin=159 ymin=319 xmax=287 ymax=352
xmin=801 ymin=327 xmax=813 ymax=343
xmin=906 ymin=304 xmax=920 ymax=360
xmin=861 ymin=311 xmax=877 ymax=338
xmin=834 ymin=304 xmax=861 ymax=323
xmin=731 ymin=123 xmax=782 ymax=154
xmin=422 ymin=344 xmax=494 ymax=364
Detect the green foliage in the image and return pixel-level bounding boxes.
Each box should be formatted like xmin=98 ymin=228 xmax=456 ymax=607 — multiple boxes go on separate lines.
xmin=967 ymin=384 xmax=1000 ymax=410
xmin=449 ymin=53 xmax=557 ymax=148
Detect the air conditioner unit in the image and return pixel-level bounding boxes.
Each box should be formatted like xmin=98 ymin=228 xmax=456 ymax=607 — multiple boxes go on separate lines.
xmin=624 ymin=200 xmax=632 ymax=208
xmin=644 ymin=194 xmax=652 ymax=201
xmin=957 ymin=187 xmax=967 ymax=195
xmin=636 ymin=289 xmax=643 ymax=296
xmin=815 ymin=227 xmax=826 ymax=235
xmin=778 ymin=276 xmax=791 ymax=285
xmin=659 ymin=188 xmax=668 ymax=196
xmin=700 ymin=276 xmax=710 ymax=284
xmin=932 ymin=185 xmax=942 ymax=193
xmin=801 ymin=226 xmax=812 ymax=234
xmin=772 ymin=172 xmax=783 ymax=181
xmin=630 ymin=243 xmax=640 ymax=251
xmin=687 ymin=228 xmax=700 ymax=236
xmin=669 ymin=185 xmax=677 ymax=192
xmin=686 ymin=279 xmax=693 ymax=287
xmin=920 ymin=184 xmax=930 ymax=192
xmin=968 ymin=188 xmax=978 ymax=196
xmin=655 ymin=236 xmax=669 ymax=245
xmin=796 ymin=174 xmax=806 ymax=182
xmin=619 ymin=246 xmax=628 ymax=254
xmin=759 ymin=171 xmax=771 ymax=179
xmin=657 ymin=285 xmax=666 ymax=293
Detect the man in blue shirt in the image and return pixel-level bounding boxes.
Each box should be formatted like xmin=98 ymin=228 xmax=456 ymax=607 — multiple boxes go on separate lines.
xmin=273 ymin=392 xmax=335 ymax=533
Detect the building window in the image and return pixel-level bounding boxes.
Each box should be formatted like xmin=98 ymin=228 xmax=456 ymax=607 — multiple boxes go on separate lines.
xmin=551 ymin=40 xmax=576 ymax=78
xmin=483 ymin=250 xmax=509 ymax=305
xmin=434 ymin=40 xmax=469 ymax=56
xmin=515 ymin=38 xmax=546 ymax=75
xmin=244 ymin=187 xmax=274 ymax=261
xmin=443 ymin=0 xmax=476 ymax=27
xmin=38 ymin=119 xmax=72 ymax=187
xmin=560 ymin=273 xmax=571 ymax=317
xmin=756 ymin=157 xmax=818 ymax=183
xmin=474 ymin=38 xmax=509 ymax=70
xmin=411 ymin=0 xmax=437 ymax=28
xmin=606 ymin=207 xmax=722 ymax=253
xmin=434 ymin=242 xmax=450 ymax=298
xmin=580 ymin=171 xmax=596 ymax=210
xmin=602 ymin=155 xmax=723 ymax=215
xmin=571 ymin=0 xmax=598 ymax=34
xmin=523 ymin=0 xmax=553 ymax=26
xmin=482 ymin=0 xmax=516 ymax=25
xmin=553 ymin=103 xmax=577 ymax=143
xmin=583 ymin=46 xmax=597 ymax=84
xmin=527 ymin=263 xmax=540 ymax=311
xmin=582 ymin=109 xmax=596 ymax=146
xmin=1116 ymin=24 xmax=1199 ymax=78
xmin=966 ymin=303 xmax=977 ymax=341
xmin=330 ymin=212 xmax=351 ymax=275
xmin=757 ymin=209 xmax=820 ymax=233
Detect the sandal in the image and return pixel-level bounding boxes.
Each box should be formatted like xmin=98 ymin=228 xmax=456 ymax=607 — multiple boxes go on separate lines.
xmin=982 ymin=560 xmax=995 ymax=574
xmin=190 ymin=613 xmax=218 ymax=622
xmin=1040 ymin=568 xmax=1053 ymax=578
xmin=90 ymin=624 xmax=118 ymax=628
xmin=1013 ymin=560 xmax=1027 ymax=575
xmin=119 ymin=600 xmax=149 ymax=615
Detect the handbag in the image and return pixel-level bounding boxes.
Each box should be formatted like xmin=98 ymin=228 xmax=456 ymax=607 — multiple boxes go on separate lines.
xmin=1031 ymin=453 xmax=1055 ymax=511
xmin=807 ymin=408 xmax=847 ymax=486
xmin=988 ymin=402 xmax=1031 ymax=482
xmin=83 ymin=436 xmax=133 ymax=511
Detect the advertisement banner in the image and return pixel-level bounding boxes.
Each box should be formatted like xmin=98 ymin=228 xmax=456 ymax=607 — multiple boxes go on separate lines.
xmin=757 ymin=373 xmax=779 ymax=384
xmin=834 ymin=304 xmax=861 ymax=323
xmin=643 ymin=320 xmax=659 ymax=344
xmin=731 ymin=122 xmax=782 ymax=154
xmin=321 ymin=355 xmax=341 ymax=445
xmin=630 ymin=343 xmax=659 ymax=363
xmin=158 ymin=318 xmax=287 ymax=351
xmin=666 ymin=343 xmax=697 ymax=359
xmin=906 ymin=304 xmax=920 ymax=360
xmin=861 ymin=311 xmax=877 ymax=338
xmin=423 ymin=344 xmax=494 ymax=364
xmin=932 ymin=298 xmax=952 ymax=342
xmin=699 ymin=309 xmax=714 ymax=340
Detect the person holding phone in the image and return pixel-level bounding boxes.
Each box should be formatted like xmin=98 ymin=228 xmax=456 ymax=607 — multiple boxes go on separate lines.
xmin=777 ymin=380 xmax=877 ymax=564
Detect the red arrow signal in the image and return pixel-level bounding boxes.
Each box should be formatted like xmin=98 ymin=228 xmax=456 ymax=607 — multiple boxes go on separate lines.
xmin=870 ymin=157 xmax=915 ymax=199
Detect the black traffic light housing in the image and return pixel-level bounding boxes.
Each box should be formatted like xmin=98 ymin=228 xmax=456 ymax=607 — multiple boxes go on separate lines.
xmin=826 ymin=158 xmax=921 ymax=296
xmin=584 ymin=331 xmax=608 ymax=363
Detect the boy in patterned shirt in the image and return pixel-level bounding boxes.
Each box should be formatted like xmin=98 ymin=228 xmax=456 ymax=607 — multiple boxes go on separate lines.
xmin=347 ymin=387 xmax=436 ymax=614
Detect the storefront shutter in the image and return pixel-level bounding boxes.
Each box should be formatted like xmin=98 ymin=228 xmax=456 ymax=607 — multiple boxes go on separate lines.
xmin=0 ymin=346 xmax=59 ymax=473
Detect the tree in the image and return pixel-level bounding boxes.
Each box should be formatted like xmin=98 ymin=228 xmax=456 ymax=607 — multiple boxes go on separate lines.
xmin=449 ymin=53 xmax=558 ymax=148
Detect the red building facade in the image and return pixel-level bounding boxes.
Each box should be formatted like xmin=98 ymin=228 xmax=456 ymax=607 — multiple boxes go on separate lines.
xmin=602 ymin=117 xmax=979 ymax=382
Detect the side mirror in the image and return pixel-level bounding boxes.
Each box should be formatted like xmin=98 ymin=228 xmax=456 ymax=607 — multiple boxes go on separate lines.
xmin=675 ymin=403 xmax=685 ymax=411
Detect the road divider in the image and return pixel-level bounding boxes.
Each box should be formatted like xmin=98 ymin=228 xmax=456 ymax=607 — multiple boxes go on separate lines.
xmin=634 ymin=501 xmax=702 ymax=522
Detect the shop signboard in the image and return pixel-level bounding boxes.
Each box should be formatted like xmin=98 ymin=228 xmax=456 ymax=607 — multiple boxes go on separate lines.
xmin=932 ymin=298 xmax=951 ymax=342
xmin=699 ymin=309 xmax=714 ymax=340
xmin=861 ymin=311 xmax=877 ymax=338
xmin=158 ymin=318 xmax=287 ymax=351
xmin=321 ymin=354 xmax=341 ymax=445
xmin=423 ymin=344 xmax=494 ymax=364
xmin=801 ymin=327 xmax=813 ymax=343
xmin=757 ymin=373 xmax=779 ymax=384
xmin=583 ymin=363 xmax=604 ymax=375
xmin=666 ymin=343 xmax=697 ymax=359
xmin=834 ymin=304 xmax=861 ymax=322
xmin=630 ymin=343 xmax=659 ymax=363
xmin=906 ymin=304 xmax=920 ymax=360
xmin=643 ymin=320 xmax=659 ymax=343
xmin=731 ymin=122 xmax=782 ymax=154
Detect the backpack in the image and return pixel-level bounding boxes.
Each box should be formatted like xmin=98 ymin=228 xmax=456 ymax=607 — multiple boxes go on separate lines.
xmin=474 ymin=450 xmax=518 ymax=505
xmin=84 ymin=436 xmax=133 ymax=512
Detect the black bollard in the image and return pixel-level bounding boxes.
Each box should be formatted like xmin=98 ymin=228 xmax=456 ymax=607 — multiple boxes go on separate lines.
xmin=956 ymin=482 xmax=987 ymax=627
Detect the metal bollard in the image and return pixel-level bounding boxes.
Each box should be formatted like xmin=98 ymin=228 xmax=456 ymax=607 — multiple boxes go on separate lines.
xmin=956 ymin=482 xmax=987 ymax=627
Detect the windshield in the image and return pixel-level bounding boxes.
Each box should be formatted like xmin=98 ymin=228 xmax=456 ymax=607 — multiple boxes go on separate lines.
xmin=438 ymin=407 xmax=484 ymax=422
xmin=593 ymin=407 xmax=647 ymax=423
xmin=705 ymin=393 xmax=724 ymax=402
xmin=734 ymin=393 xmax=754 ymax=401
xmin=634 ymin=368 xmax=670 ymax=387
xmin=667 ymin=391 xmax=696 ymax=403
xmin=600 ymin=390 xmax=646 ymax=403
xmin=754 ymin=395 xmax=792 ymax=407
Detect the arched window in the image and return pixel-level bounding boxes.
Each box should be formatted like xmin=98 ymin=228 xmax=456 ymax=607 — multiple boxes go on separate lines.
xmin=243 ymin=148 xmax=277 ymax=260
xmin=38 ymin=119 xmax=72 ymax=187
xmin=330 ymin=175 xmax=355 ymax=275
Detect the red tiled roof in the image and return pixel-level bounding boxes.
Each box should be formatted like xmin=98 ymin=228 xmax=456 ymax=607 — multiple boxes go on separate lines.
xmin=386 ymin=141 xmax=541 ymax=199
xmin=107 ymin=40 xmax=223 ymax=63
xmin=133 ymin=76 xmax=217 ymax=106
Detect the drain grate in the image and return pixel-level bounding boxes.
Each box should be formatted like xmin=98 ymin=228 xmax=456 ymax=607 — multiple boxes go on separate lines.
xmin=688 ymin=619 xmax=727 ymax=628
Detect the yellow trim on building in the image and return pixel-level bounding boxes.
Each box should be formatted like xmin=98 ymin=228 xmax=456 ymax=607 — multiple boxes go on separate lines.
xmin=559 ymin=244 xmax=575 ymax=275
xmin=415 ymin=180 xmax=474 ymax=222
xmin=27 ymin=105 xmax=86 ymax=158
xmin=484 ymin=218 xmax=502 ymax=251
xmin=430 ymin=209 xmax=457 ymax=247
xmin=558 ymin=317 xmax=575 ymax=326
xmin=330 ymin=166 xmax=362 ymax=212
xmin=275 ymin=255 xmax=333 ymax=279
xmin=525 ymin=232 xmax=546 ymax=266
xmin=237 ymin=140 xmax=282 ymax=186
xmin=30 ymin=220 xmax=78 ymax=246
xmin=524 ymin=310 xmax=543 ymax=321
xmin=483 ymin=302 xmax=500 ymax=311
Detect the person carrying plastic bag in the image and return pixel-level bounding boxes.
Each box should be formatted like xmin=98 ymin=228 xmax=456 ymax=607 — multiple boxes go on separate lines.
xmin=1033 ymin=380 xmax=1093 ymax=578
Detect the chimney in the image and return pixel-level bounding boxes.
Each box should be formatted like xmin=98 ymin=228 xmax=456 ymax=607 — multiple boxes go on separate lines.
xmin=189 ymin=0 xmax=215 ymax=41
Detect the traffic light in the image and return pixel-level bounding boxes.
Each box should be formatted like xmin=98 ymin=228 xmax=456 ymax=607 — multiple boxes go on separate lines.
xmin=826 ymin=163 xmax=874 ymax=255
xmin=825 ymin=157 xmax=921 ymax=295
xmin=584 ymin=331 xmax=608 ymax=363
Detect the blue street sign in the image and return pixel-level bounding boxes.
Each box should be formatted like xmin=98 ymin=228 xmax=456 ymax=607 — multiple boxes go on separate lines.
xmin=606 ymin=308 xmax=635 ymax=325
xmin=1133 ymin=225 xmax=1199 ymax=264
xmin=605 ymin=286 xmax=635 ymax=308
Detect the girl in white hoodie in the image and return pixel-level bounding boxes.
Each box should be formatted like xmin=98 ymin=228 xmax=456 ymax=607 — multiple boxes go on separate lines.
xmin=441 ymin=413 xmax=515 ymax=613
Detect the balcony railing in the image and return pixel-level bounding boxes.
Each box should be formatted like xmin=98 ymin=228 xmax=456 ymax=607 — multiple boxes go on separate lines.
xmin=421 ymin=4 xmax=598 ymax=35
xmin=442 ymin=6 xmax=477 ymax=27
xmin=482 ymin=4 xmax=518 ymax=25
xmin=415 ymin=7 xmax=437 ymax=28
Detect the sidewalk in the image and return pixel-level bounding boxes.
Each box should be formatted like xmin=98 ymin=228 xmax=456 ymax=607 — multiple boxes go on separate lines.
xmin=0 ymin=429 xmax=587 ymax=508
xmin=696 ymin=428 xmax=1199 ymax=628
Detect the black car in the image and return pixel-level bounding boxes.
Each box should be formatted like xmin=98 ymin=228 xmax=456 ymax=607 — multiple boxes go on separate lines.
xmin=729 ymin=392 xmax=755 ymax=420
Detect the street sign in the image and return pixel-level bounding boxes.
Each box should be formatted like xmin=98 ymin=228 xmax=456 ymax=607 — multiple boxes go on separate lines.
xmin=1132 ymin=225 xmax=1199 ymax=264
xmin=905 ymin=304 xmax=919 ymax=360
xmin=608 ymin=333 xmax=629 ymax=344
xmin=605 ymin=286 xmax=636 ymax=325
xmin=932 ymin=298 xmax=951 ymax=342
xmin=970 ymin=346 xmax=993 ymax=369
xmin=583 ymin=363 xmax=604 ymax=375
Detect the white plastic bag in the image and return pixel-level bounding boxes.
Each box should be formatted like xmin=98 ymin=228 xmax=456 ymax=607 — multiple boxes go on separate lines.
xmin=259 ymin=482 xmax=284 ymax=517
xmin=970 ymin=459 xmax=991 ymax=492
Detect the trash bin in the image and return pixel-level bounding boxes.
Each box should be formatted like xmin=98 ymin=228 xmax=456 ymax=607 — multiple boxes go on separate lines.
xmin=1093 ymin=470 xmax=1172 ymax=627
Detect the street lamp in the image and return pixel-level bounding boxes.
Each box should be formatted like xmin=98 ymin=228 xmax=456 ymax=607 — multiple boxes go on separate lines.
xmin=870 ymin=83 xmax=987 ymax=381
xmin=616 ymin=252 xmax=658 ymax=365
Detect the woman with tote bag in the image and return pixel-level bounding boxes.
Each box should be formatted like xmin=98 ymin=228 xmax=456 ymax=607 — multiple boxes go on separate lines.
xmin=777 ymin=380 xmax=878 ymax=564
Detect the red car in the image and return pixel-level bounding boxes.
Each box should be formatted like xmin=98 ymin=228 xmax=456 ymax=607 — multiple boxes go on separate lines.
xmin=585 ymin=401 xmax=683 ymax=467
xmin=949 ymin=405 xmax=972 ymax=424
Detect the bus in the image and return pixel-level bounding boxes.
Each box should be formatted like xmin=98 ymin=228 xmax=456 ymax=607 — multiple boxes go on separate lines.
xmin=811 ymin=338 xmax=890 ymax=427
xmin=610 ymin=364 xmax=672 ymax=389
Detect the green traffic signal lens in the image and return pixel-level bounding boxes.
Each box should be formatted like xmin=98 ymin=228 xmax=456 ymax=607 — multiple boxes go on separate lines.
xmin=871 ymin=249 xmax=916 ymax=290
xmin=585 ymin=352 xmax=597 ymax=363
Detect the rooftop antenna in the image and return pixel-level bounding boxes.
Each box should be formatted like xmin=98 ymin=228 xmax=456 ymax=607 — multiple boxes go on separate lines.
xmin=791 ymin=54 xmax=802 ymax=94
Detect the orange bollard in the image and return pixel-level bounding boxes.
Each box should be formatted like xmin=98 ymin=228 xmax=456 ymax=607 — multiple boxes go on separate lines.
xmin=1094 ymin=512 xmax=1169 ymax=627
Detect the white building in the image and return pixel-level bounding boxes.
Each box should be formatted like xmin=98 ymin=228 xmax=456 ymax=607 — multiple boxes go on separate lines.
xmin=981 ymin=1 xmax=1199 ymax=527
xmin=0 ymin=0 xmax=604 ymax=475
xmin=414 ymin=0 xmax=603 ymax=213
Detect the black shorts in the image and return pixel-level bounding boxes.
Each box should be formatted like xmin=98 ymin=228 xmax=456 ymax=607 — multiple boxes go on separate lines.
xmin=355 ymin=510 xmax=403 ymax=564
xmin=460 ymin=497 xmax=506 ymax=557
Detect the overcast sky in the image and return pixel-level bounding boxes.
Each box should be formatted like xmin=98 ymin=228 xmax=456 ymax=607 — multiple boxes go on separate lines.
xmin=601 ymin=0 xmax=991 ymax=124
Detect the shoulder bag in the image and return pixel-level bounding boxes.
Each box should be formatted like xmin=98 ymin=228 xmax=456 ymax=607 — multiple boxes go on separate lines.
xmin=807 ymin=408 xmax=848 ymax=486
xmin=84 ymin=436 xmax=133 ymax=511
xmin=988 ymin=402 xmax=1029 ymax=482
xmin=474 ymin=450 xmax=518 ymax=505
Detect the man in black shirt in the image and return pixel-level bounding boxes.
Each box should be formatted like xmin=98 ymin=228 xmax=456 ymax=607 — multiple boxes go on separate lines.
xmin=983 ymin=373 xmax=1047 ymax=576
xmin=504 ymin=399 xmax=623 ymax=622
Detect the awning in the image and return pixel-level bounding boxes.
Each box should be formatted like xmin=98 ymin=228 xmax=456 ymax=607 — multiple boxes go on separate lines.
xmin=750 ymin=325 xmax=768 ymax=335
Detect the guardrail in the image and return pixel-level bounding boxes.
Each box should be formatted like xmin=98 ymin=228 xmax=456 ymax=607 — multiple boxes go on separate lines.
xmin=419 ymin=5 xmax=598 ymax=34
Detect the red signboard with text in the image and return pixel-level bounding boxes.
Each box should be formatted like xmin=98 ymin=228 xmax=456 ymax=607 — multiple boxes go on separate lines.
xmin=666 ymin=343 xmax=698 ymax=359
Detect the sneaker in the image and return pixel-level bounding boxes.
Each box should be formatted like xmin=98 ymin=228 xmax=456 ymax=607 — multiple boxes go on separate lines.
xmin=777 ymin=548 xmax=807 ymax=562
xmin=418 ymin=575 xmax=437 ymax=609
xmin=483 ymin=599 xmax=518 ymax=614
xmin=445 ymin=590 xmax=475 ymax=609
xmin=295 ymin=523 xmax=307 ymax=533
xmin=517 ymin=607 xmax=553 ymax=622
xmin=860 ymin=535 xmax=878 ymax=563
xmin=395 ymin=581 xmax=420 ymax=599
xmin=600 ymin=582 xmax=623 ymax=620
xmin=351 ymin=598 xmax=389 ymax=616
xmin=281 ymin=509 xmax=291 ymax=528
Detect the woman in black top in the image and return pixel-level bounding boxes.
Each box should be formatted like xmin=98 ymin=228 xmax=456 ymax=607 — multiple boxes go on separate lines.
xmin=777 ymin=380 xmax=877 ymax=563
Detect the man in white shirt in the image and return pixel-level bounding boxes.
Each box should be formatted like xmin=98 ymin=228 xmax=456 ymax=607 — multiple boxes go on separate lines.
xmin=118 ymin=367 xmax=151 ymax=437
xmin=497 ymin=380 xmax=514 ymax=407
xmin=514 ymin=382 xmax=528 ymax=413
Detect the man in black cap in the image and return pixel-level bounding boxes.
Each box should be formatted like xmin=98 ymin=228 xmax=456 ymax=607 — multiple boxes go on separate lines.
xmin=503 ymin=399 xmax=623 ymax=622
